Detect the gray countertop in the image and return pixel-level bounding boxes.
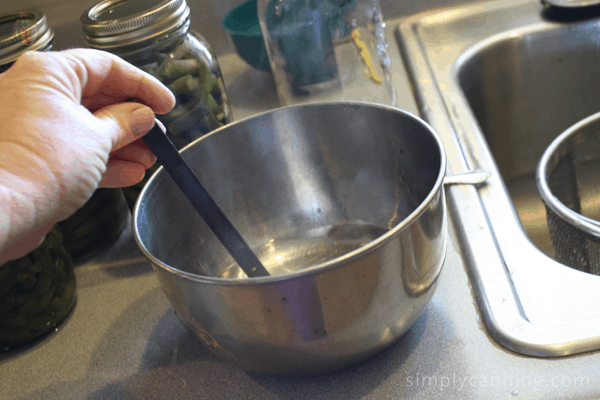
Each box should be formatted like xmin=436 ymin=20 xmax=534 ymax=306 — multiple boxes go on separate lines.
xmin=1 ymin=18 xmax=599 ymax=400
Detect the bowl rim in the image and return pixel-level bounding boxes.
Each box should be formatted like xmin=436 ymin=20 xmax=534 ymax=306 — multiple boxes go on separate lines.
xmin=221 ymin=0 xmax=262 ymax=38
xmin=536 ymin=110 xmax=600 ymax=238
xmin=133 ymin=101 xmax=448 ymax=285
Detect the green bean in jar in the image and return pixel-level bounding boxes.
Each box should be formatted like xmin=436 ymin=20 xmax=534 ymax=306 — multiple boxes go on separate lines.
xmin=58 ymin=187 xmax=130 ymax=262
xmin=81 ymin=0 xmax=233 ymax=210
xmin=0 ymin=225 xmax=76 ymax=351
xmin=125 ymin=32 xmax=232 ymax=149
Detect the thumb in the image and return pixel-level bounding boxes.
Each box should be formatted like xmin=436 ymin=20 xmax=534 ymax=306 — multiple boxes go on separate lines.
xmin=93 ymin=102 xmax=155 ymax=151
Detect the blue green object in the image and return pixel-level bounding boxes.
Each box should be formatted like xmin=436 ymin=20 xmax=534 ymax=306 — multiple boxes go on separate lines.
xmin=222 ymin=0 xmax=271 ymax=71
xmin=264 ymin=0 xmax=338 ymax=87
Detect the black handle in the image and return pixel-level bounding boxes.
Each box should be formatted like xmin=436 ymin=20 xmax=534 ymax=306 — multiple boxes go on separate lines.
xmin=142 ymin=121 xmax=270 ymax=278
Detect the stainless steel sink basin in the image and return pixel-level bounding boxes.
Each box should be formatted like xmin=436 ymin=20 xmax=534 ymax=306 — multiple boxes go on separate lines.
xmin=396 ymin=0 xmax=600 ymax=356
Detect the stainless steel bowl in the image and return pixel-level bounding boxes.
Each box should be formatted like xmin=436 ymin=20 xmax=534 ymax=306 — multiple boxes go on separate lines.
xmin=133 ymin=102 xmax=447 ymax=375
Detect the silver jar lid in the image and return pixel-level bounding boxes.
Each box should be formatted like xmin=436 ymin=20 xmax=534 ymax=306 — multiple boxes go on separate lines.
xmin=80 ymin=0 xmax=190 ymax=50
xmin=0 ymin=9 xmax=54 ymax=65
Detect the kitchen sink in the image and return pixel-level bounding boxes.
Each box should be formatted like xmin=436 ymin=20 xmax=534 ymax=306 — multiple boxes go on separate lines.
xmin=396 ymin=0 xmax=600 ymax=356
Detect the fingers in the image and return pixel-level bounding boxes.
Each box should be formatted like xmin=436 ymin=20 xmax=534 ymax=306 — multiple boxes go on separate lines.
xmin=3 ymin=50 xmax=173 ymax=115
xmin=6 ymin=49 xmax=174 ymax=153
xmin=118 ymin=138 xmax=156 ymax=168
xmin=94 ymin=102 xmax=157 ymax=151
xmin=98 ymin=139 xmax=156 ymax=188
xmin=98 ymin=160 xmax=146 ymax=188
xmin=63 ymin=48 xmax=176 ymax=113
xmin=18 ymin=49 xmax=175 ymax=114
xmin=112 ymin=138 xmax=156 ymax=168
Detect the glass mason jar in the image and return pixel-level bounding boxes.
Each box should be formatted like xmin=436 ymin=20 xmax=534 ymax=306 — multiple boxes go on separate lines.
xmin=257 ymin=0 xmax=396 ymax=107
xmin=58 ymin=188 xmax=130 ymax=261
xmin=81 ymin=0 xmax=233 ymax=210
xmin=0 ymin=9 xmax=55 ymax=73
xmin=0 ymin=225 xmax=76 ymax=351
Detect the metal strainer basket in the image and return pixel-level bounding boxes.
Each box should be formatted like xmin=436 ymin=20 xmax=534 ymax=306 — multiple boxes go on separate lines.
xmin=537 ymin=111 xmax=600 ymax=275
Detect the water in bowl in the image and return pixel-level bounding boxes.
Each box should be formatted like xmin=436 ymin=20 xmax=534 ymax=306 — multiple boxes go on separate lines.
xmin=213 ymin=222 xmax=389 ymax=278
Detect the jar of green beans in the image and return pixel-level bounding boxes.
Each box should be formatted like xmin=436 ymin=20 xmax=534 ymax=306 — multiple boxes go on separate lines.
xmin=0 ymin=225 xmax=76 ymax=351
xmin=81 ymin=0 xmax=233 ymax=210
xmin=58 ymin=188 xmax=130 ymax=261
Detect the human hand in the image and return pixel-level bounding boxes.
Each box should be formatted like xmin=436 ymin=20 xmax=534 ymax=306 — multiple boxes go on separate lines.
xmin=0 ymin=49 xmax=176 ymax=263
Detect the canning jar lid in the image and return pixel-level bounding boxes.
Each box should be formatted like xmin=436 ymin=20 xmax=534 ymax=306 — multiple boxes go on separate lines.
xmin=80 ymin=0 xmax=190 ymax=50
xmin=0 ymin=9 xmax=54 ymax=65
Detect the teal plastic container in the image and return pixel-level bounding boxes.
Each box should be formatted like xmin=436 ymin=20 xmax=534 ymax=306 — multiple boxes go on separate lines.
xmin=222 ymin=0 xmax=270 ymax=71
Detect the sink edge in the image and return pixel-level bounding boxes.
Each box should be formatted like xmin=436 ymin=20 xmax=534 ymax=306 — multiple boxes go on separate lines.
xmin=395 ymin=5 xmax=600 ymax=357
